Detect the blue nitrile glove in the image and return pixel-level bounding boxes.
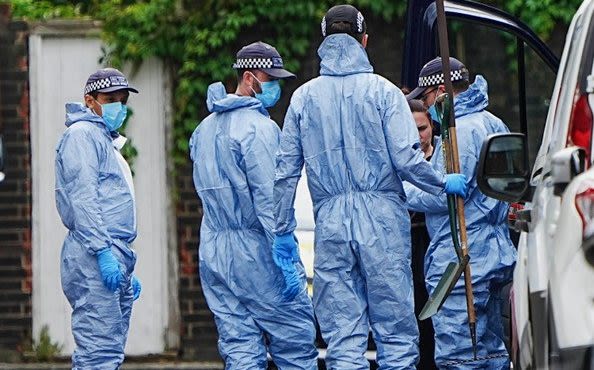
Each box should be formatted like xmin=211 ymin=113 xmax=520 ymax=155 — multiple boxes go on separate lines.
xmin=132 ymin=275 xmax=142 ymax=301
xmin=444 ymin=173 xmax=468 ymax=197
xmin=282 ymin=265 xmax=302 ymax=301
xmin=96 ymin=248 xmax=123 ymax=292
xmin=272 ymin=233 xmax=299 ymax=271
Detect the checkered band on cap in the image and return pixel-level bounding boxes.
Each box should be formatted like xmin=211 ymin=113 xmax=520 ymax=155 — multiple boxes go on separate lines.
xmin=84 ymin=75 xmax=129 ymax=94
xmin=321 ymin=11 xmax=365 ymax=36
xmin=418 ymin=69 xmax=466 ymax=88
xmin=356 ymin=12 xmax=364 ymax=33
xmin=233 ymin=57 xmax=283 ymax=70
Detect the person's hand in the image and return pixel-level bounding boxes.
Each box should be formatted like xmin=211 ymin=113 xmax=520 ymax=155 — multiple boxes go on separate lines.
xmin=444 ymin=173 xmax=468 ymax=197
xmin=272 ymin=233 xmax=299 ymax=270
xmin=96 ymin=248 xmax=122 ymax=292
xmin=132 ymin=275 xmax=142 ymax=301
xmin=281 ymin=265 xmax=302 ymax=301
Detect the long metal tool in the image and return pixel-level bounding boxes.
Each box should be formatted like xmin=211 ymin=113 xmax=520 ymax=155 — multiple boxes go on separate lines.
xmin=435 ymin=0 xmax=478 ymax=359
xmin=418 ymin=95 xmax=468 ymax=321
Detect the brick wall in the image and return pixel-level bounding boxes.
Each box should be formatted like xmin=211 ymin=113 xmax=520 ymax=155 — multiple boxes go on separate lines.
xmin=176 ymin=162 xmax=220 ymax=361
xmin=0 ymin=3 xmax=32 ymax=358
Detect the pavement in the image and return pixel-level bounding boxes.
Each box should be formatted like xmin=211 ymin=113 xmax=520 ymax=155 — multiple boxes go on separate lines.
xmin=0 ymin=363 xmax=224 ymax=370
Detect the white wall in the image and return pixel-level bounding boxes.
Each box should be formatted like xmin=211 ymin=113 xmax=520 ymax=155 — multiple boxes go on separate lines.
xmin=29 ymin=24 xmax=177 ymax=355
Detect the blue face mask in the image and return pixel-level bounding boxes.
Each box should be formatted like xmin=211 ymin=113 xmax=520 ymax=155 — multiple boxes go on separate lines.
xmin=428 ymin=104 xmax=441 ymax=125
xmin=250 ymin=73 xmax=281 ymax=108
xmin=100 ymin=102 xmax=128 ymax=132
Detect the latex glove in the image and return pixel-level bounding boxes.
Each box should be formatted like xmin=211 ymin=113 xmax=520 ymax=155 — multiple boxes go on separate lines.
xmin=96 ymin=248 xmax=122 ymax=292
xmin=132 ymin=275 xmax=142 ymax=301
xmin=282 ymin=265 xmax=302 ymax=302
xmin=272 ymin=233 xmax=299 ymax=271
xmin=444 ymin=173 xmax=468 ymax=197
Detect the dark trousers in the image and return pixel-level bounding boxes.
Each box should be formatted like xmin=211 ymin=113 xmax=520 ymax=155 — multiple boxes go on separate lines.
xmin=410 ymin=212 xmax=438 ymax=370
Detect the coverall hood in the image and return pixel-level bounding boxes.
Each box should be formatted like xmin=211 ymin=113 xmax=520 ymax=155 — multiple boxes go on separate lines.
xmin=318 ymin=34 xmax=374 ymax=76
xmin=65 ymin=102 xmax=105 ymax=128
xmin=206 ymin=81 xmax=269 ymax=116
xmin=454 ymin=75 xmax=489 ymax=118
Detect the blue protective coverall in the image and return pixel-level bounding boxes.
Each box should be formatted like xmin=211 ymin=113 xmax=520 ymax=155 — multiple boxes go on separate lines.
xmin=274 ymin=34 xmax=453 ymax=369
xmin=55 ymin=102 xmax=137 ymax=369
xmin=189 ymin=82 xmax=318 ymax=370
xmin=405 ymin=76 xmax=517 ymax=369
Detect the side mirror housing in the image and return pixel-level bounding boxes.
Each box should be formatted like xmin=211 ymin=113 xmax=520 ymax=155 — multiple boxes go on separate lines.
xmin=477 ymin=133 xmax=530 ymax=202
xmin=551 ymin=146 xmax=586 ymax=196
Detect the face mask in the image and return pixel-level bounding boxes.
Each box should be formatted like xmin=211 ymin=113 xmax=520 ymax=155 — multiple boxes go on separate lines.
xmin=250 ymin=73 xmax=281 ymax=108
xmin=99 ymin=102 xmax=128 ymax=132
xmin=428 ymin=104 xmax=441 ymax=125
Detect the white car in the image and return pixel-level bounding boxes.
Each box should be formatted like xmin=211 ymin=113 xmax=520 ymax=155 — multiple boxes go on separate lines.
xmin=293 ymin=170 xmax=315 ymax=294
xmin=477 ymin=0 xmax=594 ymax=368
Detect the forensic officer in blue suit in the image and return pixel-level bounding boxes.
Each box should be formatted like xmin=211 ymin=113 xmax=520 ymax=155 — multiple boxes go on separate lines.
xmin=406 ymin=57 xmax=517 ymax=369
xmin=272 ymin=5 xmax=468 ymax=369
xmin=189 ymin=42 xmax=318 ymax=370
xmin=55 ymin=68 xmax=142 ymax=369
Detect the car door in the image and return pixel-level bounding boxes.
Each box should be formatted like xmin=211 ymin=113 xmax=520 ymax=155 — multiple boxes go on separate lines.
xmin=402 ymin=0 xmax=559 ymax=169
xmin=402 ymin=0 xmax=561 ymax=366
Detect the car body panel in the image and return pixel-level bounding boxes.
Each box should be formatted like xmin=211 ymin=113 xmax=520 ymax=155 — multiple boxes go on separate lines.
xmin=549 ymin=170 xmax=594 ymax=349
xmin=477 ymin=0 xmax=594 ymax=367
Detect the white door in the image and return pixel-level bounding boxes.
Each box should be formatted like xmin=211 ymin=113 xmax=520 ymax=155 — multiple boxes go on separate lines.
xmin=29 ymin=23 xmax=178 ymax=355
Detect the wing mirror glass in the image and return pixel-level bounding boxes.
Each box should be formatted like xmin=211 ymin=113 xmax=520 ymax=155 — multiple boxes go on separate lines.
xmin=477 ymin=133 xmax=530 ymax=202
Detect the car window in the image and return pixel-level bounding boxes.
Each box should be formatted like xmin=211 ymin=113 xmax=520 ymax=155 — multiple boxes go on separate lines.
xmin=447 ymin=20 xmax=556 ymax=168
xmin=524 ymin=45 xmax=556 ymax=166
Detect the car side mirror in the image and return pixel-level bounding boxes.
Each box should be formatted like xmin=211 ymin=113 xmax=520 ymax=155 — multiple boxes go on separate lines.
xmin=0 ymin=136 xmax=4 ymax=183
xmin=477 ymin=133 xmax=530 ymax=202
xmin=551 ymin=146 xmax=586 ymax=196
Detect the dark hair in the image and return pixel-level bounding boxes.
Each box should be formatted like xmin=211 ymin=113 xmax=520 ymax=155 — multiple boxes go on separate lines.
xmin=452 ymin=79 xmax=470 ymax=93
xmin=236 ymin=68 xmax=257 ymax=84
xmin=328 ymin=21 xmax=365 ymax=42
xmin=449 ymin=66 xmax=470 ymax=93
xmin=408 ymin=99 xmax=433 ymax=126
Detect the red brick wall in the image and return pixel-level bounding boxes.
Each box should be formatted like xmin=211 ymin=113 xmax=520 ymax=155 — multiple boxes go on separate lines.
xmin=176 ymin=162 xmax=221 ymax=360
xmin=0 ymin=3 xmax=32 ymax=355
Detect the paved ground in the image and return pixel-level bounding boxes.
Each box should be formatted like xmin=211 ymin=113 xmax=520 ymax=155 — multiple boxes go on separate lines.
xmin=0 ymin=363 xmax=224 ymax=370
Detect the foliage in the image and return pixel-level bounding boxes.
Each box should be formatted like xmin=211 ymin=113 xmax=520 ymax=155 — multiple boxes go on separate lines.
xmin=98 ymin=0 xmax=409 ymax=165
xmin=497 ymin=0 xmax=583 ymax=38
xmin=9 ymin=0 xmax=86 ymax=19
xmin=9 ymin=0 xmax=583 ymax=167
xmin=32 ymin=325 xmax=63 ymax=361
xmin=9 ymin=0 xmax=407 ymax=166
xmin=119 ymin=107 xmax=138 ymax=174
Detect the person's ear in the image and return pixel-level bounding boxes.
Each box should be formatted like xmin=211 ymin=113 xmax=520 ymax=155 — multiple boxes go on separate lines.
xmin=438 ymin=85 xmax=446 ymax=94
xmin=242 ymin=71 xmax=251 ymax=83
xmin=84 ymin=94 xmax=95 ymax=108
xmin=362 ymin=34 xmax=369 ymax=48
xmin=84 ymin=94 xmax=102 ymax=115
